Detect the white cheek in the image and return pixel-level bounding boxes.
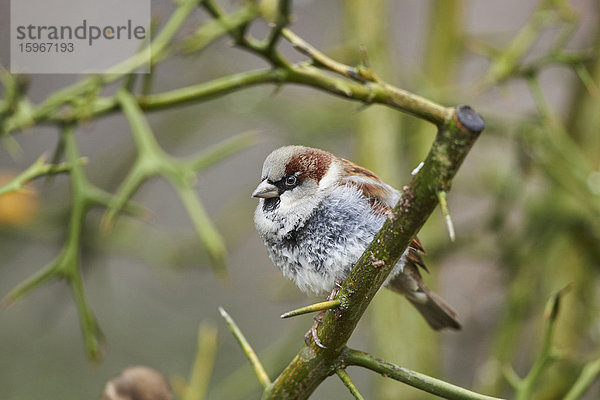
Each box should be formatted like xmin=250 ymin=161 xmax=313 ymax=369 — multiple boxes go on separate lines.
xmin=254 ymin=200 xmax=276 ymax=235
xmin=279 ymin=190 xmax=312 ymax=211
xmin=253 ymin=161 xmax=343 ymax=239
xmin=278 ymin=191 xmax=296 ymax=209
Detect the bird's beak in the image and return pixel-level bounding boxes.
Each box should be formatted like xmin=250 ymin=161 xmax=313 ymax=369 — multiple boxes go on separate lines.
xmin=252 ymin=180 xmax=279 ymax=198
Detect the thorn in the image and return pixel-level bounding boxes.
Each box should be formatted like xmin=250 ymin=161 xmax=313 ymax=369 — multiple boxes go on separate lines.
xmin=270 ymin=83 xmax=284 ymax=97
xmin=1 ymin=295 xmax=14 ymax=309
xmin=36 ymin=153 xmax=48 ymax=164
xmin=280 ymin=299 xmax=341 ymax=318
xmin=437 ymin=191 xmax=455 ymax=242
xmin=100 ymin=215 xmax=114 ymax=234
xmin=359 ymin=45 xmax=370 ymax=69
xmin=355 ymin=102 xmax=370 ymax=112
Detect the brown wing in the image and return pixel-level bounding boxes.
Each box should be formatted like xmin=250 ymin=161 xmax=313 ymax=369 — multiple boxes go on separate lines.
xmin=406 ymin=236 xmax=429 ymax=273
xmin=340 ymin=159 xmax=460 ymax=330
xmin=339 ymin=158 xmax=398 ymax=216
xmin=340 ymin=158 xmax=427 ymax=271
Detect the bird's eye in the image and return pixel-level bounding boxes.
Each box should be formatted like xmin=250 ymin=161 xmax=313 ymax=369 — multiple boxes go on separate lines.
xmin=285 ymin=175 xmax=297 ymax=186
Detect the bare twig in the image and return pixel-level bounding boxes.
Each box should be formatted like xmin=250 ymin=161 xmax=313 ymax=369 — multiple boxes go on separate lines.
xmin=563 ymin=357 xmax=600 ymax=400
xmin=3 ymin=125 xmax=109 ymax=361
xmin=105 ymin=88 xmax=230 ymax=279
xmin=181 ymin=322 xmax=219 ymax=400
xmin=218 ymin=307 xmax=271 ymax=389
xmin=0 ymin=154 xmax=85 ymax=196
xmin=281 ymin=28 xmax=373 ymax=83
xmin=335 ymin=369 xmax=365 ymax=400
xmin=266 ymin=0 xmax=293 ymax=54
xmin=509 ymin=286 xmax=571 ymax=400
xmin=344 ymin=349 xmax=504 ymax=400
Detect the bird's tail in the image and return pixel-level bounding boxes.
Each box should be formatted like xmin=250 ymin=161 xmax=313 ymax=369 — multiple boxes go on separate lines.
xmin=404 ymin=288 xmax=461 ymax=330
xmin=386 ymin=264 xmax=461 ymax=331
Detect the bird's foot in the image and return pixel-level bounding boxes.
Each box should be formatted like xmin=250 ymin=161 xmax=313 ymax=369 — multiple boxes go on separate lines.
xmin=305 ymin=310 xmax=327 ymax=349
xmin=304 ymin=281 xmax=343 ymax=349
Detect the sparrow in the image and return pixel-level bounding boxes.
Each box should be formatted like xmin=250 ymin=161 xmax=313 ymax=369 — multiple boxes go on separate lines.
xmin=253 ymin=145 xmax=460 ymax=332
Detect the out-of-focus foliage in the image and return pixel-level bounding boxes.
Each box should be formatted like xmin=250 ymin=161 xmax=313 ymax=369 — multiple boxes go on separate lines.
xmin=0 ymin=173 xmax=39 ymax=226
xmin=0 ymin=0 xmax=599 ymax=399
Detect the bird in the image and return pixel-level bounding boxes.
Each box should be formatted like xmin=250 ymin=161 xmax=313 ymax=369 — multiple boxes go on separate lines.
xmin=252 ymin=145 xmax=460 ymax=335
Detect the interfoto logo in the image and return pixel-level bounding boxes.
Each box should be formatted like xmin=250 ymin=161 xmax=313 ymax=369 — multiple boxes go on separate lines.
xmin=10 ymin=0 xmax=151 ymax=74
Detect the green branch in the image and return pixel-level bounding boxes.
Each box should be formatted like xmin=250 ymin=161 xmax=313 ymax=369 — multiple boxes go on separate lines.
xmin=479 ymin=0 xmax=577 ymax=87
xmin=179 ymin=322 xmax=219 ymax=400
xmin=183 ymin=2 xmax=259 ymax=53
xmin=343 ymin=349 xmax=503 ymax=400
xmin=0 ymin=154 xmax=85 ymax=196
xmin=335 ymin=368 xmax=365 ymax=400
xmin=105 ymin=88 xmax=238 ymax=278
xmin=564 ymin=357 xmax=600 ymax=400
xmin=219 ymin=307 xmax=271 ymax=389
xmin=139 ymin=69 xmax=286 ymax=111
xmin=3 ymin=126 xmax=108 ymax=361
xmin=3 ymin=21 xmax=453 ymax=132
xmin=509 ymin=286 xmax=570 ymax=400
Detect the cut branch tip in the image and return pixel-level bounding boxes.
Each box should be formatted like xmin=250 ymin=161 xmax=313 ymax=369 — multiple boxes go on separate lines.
xmin=456 ymin=105 xmax=485 ymax=133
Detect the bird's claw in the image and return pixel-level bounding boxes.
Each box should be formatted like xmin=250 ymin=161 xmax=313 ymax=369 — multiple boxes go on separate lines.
xmin=305 ymin=311 xmax=327 ymax=348
xmin=304 ymin=282 xmax=343 ymax=349
xmin=311 ymin=323 xmax=327 ymax=349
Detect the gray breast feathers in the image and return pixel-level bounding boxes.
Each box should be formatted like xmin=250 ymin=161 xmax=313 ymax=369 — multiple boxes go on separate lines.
xmin=264 ymin=185 xmax=388 ymax=294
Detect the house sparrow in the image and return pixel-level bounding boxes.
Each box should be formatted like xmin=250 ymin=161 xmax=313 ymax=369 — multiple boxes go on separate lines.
xmin=253 ymin=145 xmax=460 ymax=331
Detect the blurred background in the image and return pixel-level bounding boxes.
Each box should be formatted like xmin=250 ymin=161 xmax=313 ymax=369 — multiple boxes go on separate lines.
xmin=1 ymin=0 xmax=599 ymax=399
